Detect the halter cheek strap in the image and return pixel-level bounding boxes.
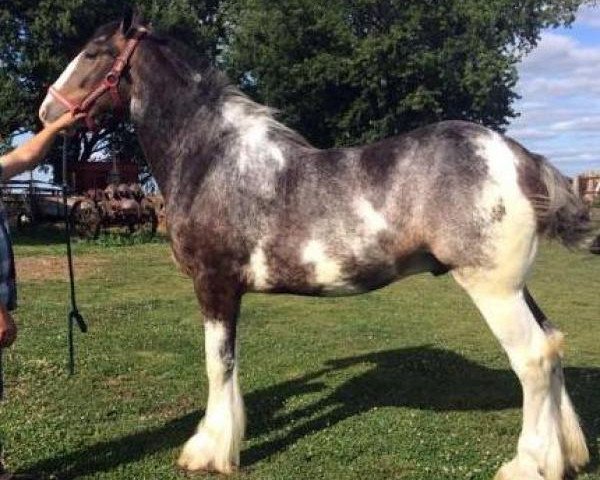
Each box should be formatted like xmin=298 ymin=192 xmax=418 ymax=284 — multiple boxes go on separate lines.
xmin=48 ymin=29 xmax=147 ymax=131
xmin=48 ymin=86 xmax=80 ymax=114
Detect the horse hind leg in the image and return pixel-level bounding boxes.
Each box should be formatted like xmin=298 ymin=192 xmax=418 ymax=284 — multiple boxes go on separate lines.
xmin=453 ymin=271 xmax=588 ymax=480
xmin=523 ymin=288 xmax=589 ymax=474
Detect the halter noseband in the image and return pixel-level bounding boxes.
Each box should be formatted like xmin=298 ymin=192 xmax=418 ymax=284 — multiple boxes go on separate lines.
xmin=48 ymin=29 xmax=147 ymax=131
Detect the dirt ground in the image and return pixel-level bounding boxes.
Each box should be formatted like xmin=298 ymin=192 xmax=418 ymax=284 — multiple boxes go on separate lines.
xmin=15 ymin=254 xmax=108 ymax=281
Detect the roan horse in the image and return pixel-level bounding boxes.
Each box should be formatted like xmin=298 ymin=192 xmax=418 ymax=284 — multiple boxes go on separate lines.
xmin=39 ymin=12 xmax=592 ymax=480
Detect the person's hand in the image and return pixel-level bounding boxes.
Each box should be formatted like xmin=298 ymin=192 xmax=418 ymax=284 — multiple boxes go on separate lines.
xmin=0 ymin=309 xmax=17 ymax=348
xmin=47 ymin=111 xmax=87 ymax=133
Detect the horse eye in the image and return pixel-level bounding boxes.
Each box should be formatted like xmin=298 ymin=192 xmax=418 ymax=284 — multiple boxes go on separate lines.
xmin=84 ymin=50 xmax=98 ymax=59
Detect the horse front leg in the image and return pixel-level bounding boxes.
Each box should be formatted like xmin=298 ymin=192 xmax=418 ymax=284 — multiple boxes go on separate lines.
xmin=178 ymin=279 xmax=245 ymax=474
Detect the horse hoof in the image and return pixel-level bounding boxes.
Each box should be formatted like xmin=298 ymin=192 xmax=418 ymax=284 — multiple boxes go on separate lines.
xmin=177 ymin=431 xmax=237 ymax=475
xmin=494 ymin=460 xmax=544 ymax=480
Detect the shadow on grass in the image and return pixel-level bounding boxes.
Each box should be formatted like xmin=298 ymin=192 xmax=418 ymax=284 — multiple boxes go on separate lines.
xmin=12 ymin=224 xmax=67 ymax=246
xmin=21 ymin=346 xmax=600 ymax=479
xmin=12 ymin=224 xmax=168 ymax=248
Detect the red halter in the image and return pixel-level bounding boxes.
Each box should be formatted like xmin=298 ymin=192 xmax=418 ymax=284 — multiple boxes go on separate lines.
xmin=48 ymin=29 xmax=147 ymax=131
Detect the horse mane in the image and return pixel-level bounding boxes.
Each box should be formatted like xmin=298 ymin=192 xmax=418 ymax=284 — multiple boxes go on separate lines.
xmin=221 ymin=89 xmax=316 ymax=149
xmin=146 ymin=29 xmax=315 ymax=149
xmin=87 ymin=21 xmax=313 ymax=149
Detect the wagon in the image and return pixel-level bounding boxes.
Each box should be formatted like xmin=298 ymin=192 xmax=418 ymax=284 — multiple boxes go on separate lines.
xmin=1 ymin=161 xmax=158 ymax=238
xmin=590 ymin=206 xmax=600 ymax=255
xmin=34 ymin=184 xmax=158 ymax=239
xmin=0 ymin=186 xmax=34 ymax=229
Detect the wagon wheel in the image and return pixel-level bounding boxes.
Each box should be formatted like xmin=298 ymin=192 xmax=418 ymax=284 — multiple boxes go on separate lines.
xmin=126 ymin=214 xmax=138 ymax=235
xmin=70 ymin=201 xmax=101 ymax=239
xmin=16 ymin=211 xmax=33 ymax=231
xmin=137 ymin=207 xmax=158 ymax=237
xmin=590 ymin=234 xmax=600 ymax=255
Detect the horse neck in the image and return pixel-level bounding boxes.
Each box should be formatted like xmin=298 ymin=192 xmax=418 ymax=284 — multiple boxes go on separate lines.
xmin=127 ymin=42 xmax=222 ymax=199
xmin=128 ymin=41 xmax=315 ymax=204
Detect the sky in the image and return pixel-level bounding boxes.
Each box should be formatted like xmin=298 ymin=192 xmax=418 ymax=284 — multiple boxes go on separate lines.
xmin=506 ymin=4 xmax=600 ymax=176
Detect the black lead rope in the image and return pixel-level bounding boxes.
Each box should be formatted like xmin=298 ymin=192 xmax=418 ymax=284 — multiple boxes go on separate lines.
xmin=61 ymin=136 xmax=87 ymax=375
xmin=0 ymin=138 xmax=88 ymax=399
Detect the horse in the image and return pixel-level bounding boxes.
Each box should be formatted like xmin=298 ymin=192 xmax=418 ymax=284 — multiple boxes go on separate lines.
xmin=39 ymin=11 xmax=592 ymax=480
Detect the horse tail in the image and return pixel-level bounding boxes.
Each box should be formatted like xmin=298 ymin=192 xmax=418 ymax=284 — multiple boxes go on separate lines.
xmin=516 ymin=146 xmax=591 ymax=247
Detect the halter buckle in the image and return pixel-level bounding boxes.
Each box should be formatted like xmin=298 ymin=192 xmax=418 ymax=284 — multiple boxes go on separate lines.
xmin=105 ymin=72 xmax=119 ymax=87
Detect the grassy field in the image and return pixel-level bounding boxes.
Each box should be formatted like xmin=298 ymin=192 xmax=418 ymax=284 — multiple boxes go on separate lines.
xmin=1 ymin=226 xmax=599 ymax=479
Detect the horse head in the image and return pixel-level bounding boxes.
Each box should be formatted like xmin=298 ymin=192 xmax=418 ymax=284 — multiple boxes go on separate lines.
xmin=39 ymin=9 xmax=149 ymax=130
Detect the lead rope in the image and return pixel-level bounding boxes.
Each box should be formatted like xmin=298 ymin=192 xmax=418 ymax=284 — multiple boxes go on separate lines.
xmin=0 ymin=137 xmax=88 ymax=400
xmin=62 ymin=136 xmax=87 ymax=375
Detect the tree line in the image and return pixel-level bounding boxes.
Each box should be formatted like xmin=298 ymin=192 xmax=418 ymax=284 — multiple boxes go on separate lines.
xmin=0 ymin=0 xmax=593 ymax=182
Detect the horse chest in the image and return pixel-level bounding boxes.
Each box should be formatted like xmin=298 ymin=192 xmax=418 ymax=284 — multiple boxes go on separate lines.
xmin=168 ymin=215 xmax=248 ymax=279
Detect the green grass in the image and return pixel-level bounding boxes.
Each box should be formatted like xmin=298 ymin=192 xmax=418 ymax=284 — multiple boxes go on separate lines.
xmin=1 ymin=228 xmax=599 ymax=479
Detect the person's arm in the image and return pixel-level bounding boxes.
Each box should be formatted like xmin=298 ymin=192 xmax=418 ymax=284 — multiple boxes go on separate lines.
xmin=0 ymin=112 xmax=84 ymax=181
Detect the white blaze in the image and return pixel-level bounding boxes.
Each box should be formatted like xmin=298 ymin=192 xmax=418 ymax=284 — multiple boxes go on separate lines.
xmin=39 ymin=52 xmax=84 ymax=118
xmin=53 ymin=52 xmax=85 ymax=90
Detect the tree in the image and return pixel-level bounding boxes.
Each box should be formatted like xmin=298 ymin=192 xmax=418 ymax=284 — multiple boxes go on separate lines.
xmin=1 ymin=0 xmax=593 ymax=177
xmin=0 ymin=0 xmax=222 ymax=182
xmin=225 ymin=0 xmax=592 ymax=148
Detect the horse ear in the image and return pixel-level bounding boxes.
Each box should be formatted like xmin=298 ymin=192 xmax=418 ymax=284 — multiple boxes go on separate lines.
xmin=120 ymin=7 xmax=135 ymax=37
xmin=132 ymin=10 xmax=148 ymax=28
xmin=121 ymin=7 xmax=149 ymax=38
